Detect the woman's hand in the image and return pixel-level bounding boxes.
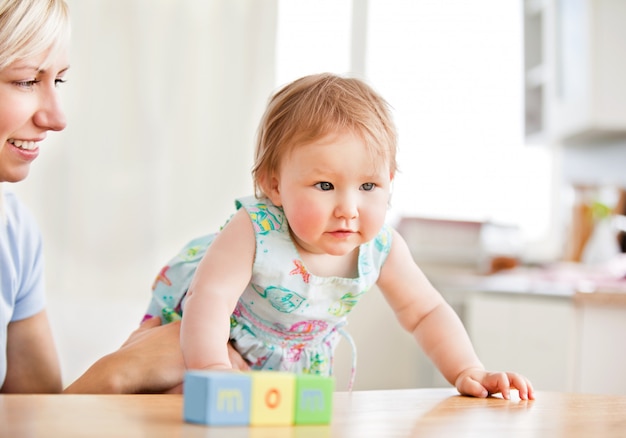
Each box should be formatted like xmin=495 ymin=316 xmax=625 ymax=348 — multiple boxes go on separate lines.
xmin=65 ymin=317 xmax=185 ymax=394
xmin=65 ymin=316 xmax=250 ymax=394
xmin=228 ymin=341 xmax=251 ymax=371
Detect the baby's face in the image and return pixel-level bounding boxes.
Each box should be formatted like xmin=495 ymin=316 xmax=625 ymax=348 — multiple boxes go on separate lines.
xmin=267 ymin=129 xmax=392 ymax=258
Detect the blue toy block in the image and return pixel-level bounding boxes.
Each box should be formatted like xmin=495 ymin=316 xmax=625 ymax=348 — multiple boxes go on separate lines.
xmin=183 ymin=370 xmax=251 ymax=426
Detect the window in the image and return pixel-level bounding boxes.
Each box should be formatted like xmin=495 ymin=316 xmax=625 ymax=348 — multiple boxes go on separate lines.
xmin=275 ymin=0 xmax=352 ymax=87
xmin=276 ymin=1 xmax=555 ymax=260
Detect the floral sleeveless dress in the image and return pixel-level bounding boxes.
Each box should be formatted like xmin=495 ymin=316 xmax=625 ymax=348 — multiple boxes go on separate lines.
xmin=145 ymin=196 xmax=392 ymax=387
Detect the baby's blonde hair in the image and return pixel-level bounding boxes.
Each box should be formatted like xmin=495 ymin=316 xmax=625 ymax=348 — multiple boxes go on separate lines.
xmin=0 ymin=0 xmax=70 ymax=71
xmin=252 ymin=73 xmax=397 ymax=198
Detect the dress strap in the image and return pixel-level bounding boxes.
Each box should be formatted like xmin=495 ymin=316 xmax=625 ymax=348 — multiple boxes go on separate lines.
xmin=337 ymin=327 xmax=357 ymax=392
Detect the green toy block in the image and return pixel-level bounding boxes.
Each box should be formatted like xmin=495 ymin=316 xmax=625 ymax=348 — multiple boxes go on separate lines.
xmin=294 ymin=374 xmax=334 ymax=425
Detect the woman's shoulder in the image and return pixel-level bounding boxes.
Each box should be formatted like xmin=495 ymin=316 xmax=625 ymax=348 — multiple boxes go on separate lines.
xmin=1 ymin=189 xmax=41 ymax=239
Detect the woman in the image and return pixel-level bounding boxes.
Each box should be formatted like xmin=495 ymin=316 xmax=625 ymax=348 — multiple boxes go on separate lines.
xmin=0 ymin=0 xmax=71 ymax=394
xmin=0 ymin=0 xmax=247 ymax=394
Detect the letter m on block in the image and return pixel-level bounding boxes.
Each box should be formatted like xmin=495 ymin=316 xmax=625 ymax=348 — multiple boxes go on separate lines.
xmin=217 ymin=389 xmax=244 ymax=413
xmin=183 ymin=371 xmax=251 ymax=426
xmin=300 ymin=389 xmax=324 ymax=411
xmin=294 ymin=375 xmax=334 ymax=425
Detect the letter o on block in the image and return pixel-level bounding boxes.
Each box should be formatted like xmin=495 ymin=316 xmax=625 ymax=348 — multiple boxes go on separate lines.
xmin=265 ymin=388 xmax=281 ymax=409
xmin=249 ymin=372 xmax=295 ymax=426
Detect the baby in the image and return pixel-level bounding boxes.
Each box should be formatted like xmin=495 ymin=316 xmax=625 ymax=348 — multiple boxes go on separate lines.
xmin=145 ymin=73 xmax=534 ymax=400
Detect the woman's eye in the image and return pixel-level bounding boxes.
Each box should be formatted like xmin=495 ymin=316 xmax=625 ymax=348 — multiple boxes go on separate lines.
xmin=15 ymin=80 xmax=39 ymax=89
xmin=361 ymin=182 xmax=375 ymax=191
xmin=55 ymin=78 xmax=67 ymax=87
xmin=315 ymin=182 xmax=334 ymax=191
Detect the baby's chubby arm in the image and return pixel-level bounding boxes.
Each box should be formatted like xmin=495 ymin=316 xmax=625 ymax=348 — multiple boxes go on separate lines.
xmin=180 ymin=208 xmax=255 ymax=371
xmin=376 ymin=229 xmax=533 ymax=400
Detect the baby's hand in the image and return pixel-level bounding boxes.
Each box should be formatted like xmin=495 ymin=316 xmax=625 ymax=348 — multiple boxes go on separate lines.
xmin=455 ymin=368 xmax=535 ymax=400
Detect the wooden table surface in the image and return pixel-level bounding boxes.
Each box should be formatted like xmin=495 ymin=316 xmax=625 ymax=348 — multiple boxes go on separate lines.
xmin=2 ymin=388 xmax=625 ymax=437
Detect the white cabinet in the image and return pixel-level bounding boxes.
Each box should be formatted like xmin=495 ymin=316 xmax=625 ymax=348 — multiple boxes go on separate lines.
xmin=466 ymin=292 xmax=577 ymax=392
xmin=576 ymin=304 xmax=626 ymax=395
xmin=524 ymin=0 xmax=626 ymax=145
xmin=467 ymin=291 xmax=626 ymax=395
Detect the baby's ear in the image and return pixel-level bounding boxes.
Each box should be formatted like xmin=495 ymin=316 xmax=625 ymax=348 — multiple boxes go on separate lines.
xmin=260 ymin=174 xmax=282 ymax=206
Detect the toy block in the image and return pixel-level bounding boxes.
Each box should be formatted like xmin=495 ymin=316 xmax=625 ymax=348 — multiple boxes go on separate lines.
xmin=249 ymin=371 xmax=295 ymax=426
xmin=294 ymin=374 xmax=334 ymax=425
xmin=183 ymin=370 xmax=251 ymax=426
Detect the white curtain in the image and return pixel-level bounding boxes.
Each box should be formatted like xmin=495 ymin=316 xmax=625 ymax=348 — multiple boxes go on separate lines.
xmin=12 ymin=0 xmax=278 ymax=384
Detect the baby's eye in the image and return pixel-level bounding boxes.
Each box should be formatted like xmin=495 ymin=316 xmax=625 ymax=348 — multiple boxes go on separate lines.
xmin=361 ymin=182 xmax=375 ymax=191
xmin=315 ymin=182 xmax=334 ymax=191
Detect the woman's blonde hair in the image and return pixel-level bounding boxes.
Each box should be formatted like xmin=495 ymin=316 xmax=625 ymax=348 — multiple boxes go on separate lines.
xmin=0 ymin=0 xmax=70 ymax=71
xmin=252 ymin=73 xmax=398 ymax=198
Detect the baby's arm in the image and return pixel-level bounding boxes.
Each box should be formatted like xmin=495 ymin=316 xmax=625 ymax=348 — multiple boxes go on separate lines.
xmin=377 ymin=229 xmax=533 ymax=400
xmin=180 ymin=208 xmax=255 ymax=371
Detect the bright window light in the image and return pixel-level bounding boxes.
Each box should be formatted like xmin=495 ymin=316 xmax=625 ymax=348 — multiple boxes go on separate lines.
xmin=275 ymin=0 xmax=352 ymax=87
xmin=276 ymin=0 xmax=554 ymax=256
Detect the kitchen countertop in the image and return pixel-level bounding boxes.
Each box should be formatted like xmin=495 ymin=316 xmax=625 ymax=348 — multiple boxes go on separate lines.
xmin=422 ymin=260 xmax=626 ymax=307
xmin=5 ymin=389 xmax=626 ymax=437
xmin=573 ymin=289 xmax=626 ymax=306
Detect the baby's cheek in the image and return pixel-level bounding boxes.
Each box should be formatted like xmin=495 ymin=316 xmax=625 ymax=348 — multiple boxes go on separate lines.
xmin=287 ymin=203 xmax=324 ymax=237
xmin=361 ymin=207 xmax=388 ymax=239
xmin=288 ymin=211 xmax=321 ymax=238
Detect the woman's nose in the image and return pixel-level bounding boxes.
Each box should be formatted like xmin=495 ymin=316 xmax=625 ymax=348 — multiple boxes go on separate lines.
xmin=33 ymin=87 xmax=67 ymax=132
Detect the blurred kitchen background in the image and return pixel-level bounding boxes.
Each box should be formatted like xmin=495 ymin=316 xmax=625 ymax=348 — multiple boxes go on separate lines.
xmin=11 ymin=0 xmax=626 ymax=394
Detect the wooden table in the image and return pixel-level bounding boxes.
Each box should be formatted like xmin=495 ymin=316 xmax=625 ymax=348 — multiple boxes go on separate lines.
xmin=2 ymin=388 xmax=625 ymax=437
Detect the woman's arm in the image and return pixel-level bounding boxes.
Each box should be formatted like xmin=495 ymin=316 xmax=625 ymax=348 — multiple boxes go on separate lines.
xmin=64 ymin=316 xmax=251 ymax=394
xmin=64 ymin=316 xmax=184 ymax=394
xmin=1 ymin=310 xmax=62 ymax=393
